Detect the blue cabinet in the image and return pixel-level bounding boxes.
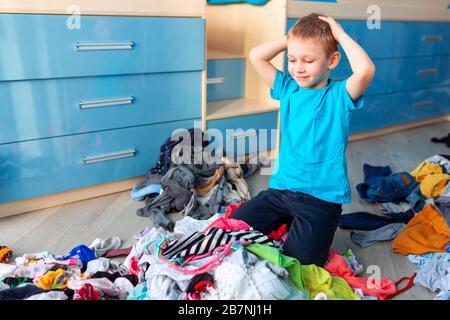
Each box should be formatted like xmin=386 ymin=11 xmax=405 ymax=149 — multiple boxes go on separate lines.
xmin=0 ymin=71 xmax=202 ymax=144
xmin=350 ymin=87 xmax=450 ymax=133
xmin=0 ymin=14 xmax=205 ymax=81
xmin=332 ymin=56 xmax=450 ymax=96
xmin=0 ymin=13 xmax=205 ymax=203
xmin=0 ymin=119 xmax=199 ymax=203
xmin=287 ymin=19 xmax=450 ymax=60
xmin=207 ymin=59 xmax=245 ymax=101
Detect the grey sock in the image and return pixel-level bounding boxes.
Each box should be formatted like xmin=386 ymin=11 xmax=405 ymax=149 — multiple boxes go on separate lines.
xmin=351 ymin=223 xmax=405 ymax=248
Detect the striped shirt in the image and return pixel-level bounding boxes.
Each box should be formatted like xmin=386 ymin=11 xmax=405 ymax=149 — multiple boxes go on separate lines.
xmin=162 ymin=228 xmax=273 ymax=260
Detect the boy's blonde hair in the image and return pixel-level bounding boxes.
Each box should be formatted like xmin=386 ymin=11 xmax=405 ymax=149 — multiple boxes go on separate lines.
xmin=287 ymin=13 xmax=338 ymax=57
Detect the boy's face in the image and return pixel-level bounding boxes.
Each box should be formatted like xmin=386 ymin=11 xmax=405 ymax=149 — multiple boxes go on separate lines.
xmin=287 ymin=37 xmax=339 ymax=89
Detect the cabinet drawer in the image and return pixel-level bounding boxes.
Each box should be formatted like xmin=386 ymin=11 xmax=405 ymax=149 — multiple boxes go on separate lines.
xmin=206 ymin=112 xmax=278 ymax=157
xmin=349 ymin=86 xmax=450 ymax=133
xmin=0 ymin=71 xmax=202 ymax=144
xmin=332 ymin=55 xmax=450 ymax=96
xmin=207 ymin=59 xmax=245 ymax=101
xmin=286 ymin=19 xmax=450 ymax=60
xmin=338 ymin=20 xmax=450 ymax=60
xmin=0 ymin=119 xmax=199 ymax=203
xmin=0 ymin=14 xmax=205 ymax=81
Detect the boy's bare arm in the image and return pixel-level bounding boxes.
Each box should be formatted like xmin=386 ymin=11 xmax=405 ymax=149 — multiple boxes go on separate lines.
xmin=319 ymin=16 xmax=375 ymax=101
xmin=248 ymin=36 xmax=288 ymax=89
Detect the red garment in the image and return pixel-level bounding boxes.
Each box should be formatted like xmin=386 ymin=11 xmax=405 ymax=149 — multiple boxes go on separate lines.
xmin=384 ymin=273 xmax=417 ymax=300
xmin=128 ymin=256 xmax=141 ymax=281
xmin=203 ymin=216 xmax=251 ymax=233
xmin=105 ymin=247 xmax=132 ymax=258
xmin=224 ymin=202 xmax=244 ymax=219
xmin=73 ymin=283 xmax=101 ymax=300
xmin=324 ymin=250 xmax=397 ymax=300
xmin=267 ymin=224 xmax=287 ymax=241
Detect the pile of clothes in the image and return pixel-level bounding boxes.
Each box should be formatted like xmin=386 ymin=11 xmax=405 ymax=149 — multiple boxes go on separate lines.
xmin=1 ymin=204 xmax=415 ymax=300
xmin=131 ymin=128 xmax=272 ymax=231
xmin=341 ymin=154 xmax=450 ymax=299
xmin=0 ymin=239 xmax=136 ymax=300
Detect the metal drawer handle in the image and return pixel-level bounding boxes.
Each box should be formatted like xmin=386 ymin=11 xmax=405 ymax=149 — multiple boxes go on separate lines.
xmin=417 ymin=68 xmax=437 ymax=76
xmin=207 ymin=77 xmax=225 ymax=85
xmin=79 ymin=97 xmax=134 ymax=109
xmin=231 ymin=131 xmax=257 ymax=140
xmin=413 ymin=100 xmax=433 ymax=109
xmin=75 ymin=42 xmax=135 ymax=51
xmin=422 ymin=35 xmax=443 ymax=43
xmin=83 ymin=149 xmax=136 ymax=165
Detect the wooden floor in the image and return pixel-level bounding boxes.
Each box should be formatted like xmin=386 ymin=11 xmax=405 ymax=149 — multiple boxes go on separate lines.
xmin=1 ymin=121 xmax=449 ymax=300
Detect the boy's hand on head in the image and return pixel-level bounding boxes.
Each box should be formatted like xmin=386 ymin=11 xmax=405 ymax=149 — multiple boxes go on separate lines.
xmin=318 ymin=16 xmax=346 ymax=43
xmin=318 ymin=15 xmax=375 ymax=101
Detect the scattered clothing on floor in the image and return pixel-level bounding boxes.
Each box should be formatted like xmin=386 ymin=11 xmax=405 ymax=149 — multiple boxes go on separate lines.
xmin=424 ymin=154 xmax=450 ymax=173
xmin=202 ymin=246 xmax=304 ymax=300
xmin=246 ymin=244 xmax=360 ymax=300
xmin=339 ymin=210 xmax=413 ymax=231
xmin=130 ymin=177 xmax=162 ymax=201
xmin=342 ymin=249 xmax=364 ymax=275
xmin=24 ymin=290 xmax=68 ymax=300
xmin=0 ymin=263 xmax=17 ymax=281
xmin=324 ymin=250 xmax=398 ymax=300
xmin=240 ymin=154 xmax=273 ymax=178
xmin=420 ymin=173 xmax=450 ymax=198
xmin=406 ymin=184 xmax=427 ymax=213
xmin=136 ymin=158 xmax=251 ymax=231
xmin=377 ymin=202 xmax=412 ymax=214
xmin=356 ymin=172 xmax=417 ymax=203
xmin=411 ymin=161 xmax=444 ymax=182
xmin=137 ymin=165 xmax=196 ymax=231
xmin=413 ymin=253 xmax=450 ymax=295
xmin=363 ymin=163 xmax=392 ymax=181
xmin=350 ymin=223 xmax=406 ymax=248
xmin=2 ymin=277 xmax=33 ymax=288
xmin=73 ymin=283 xmax=101 ymax=300
xmin=88 ymin=237 xmax=122 ymax=258
xmin=393 ymin=204 xmax=450 ymax=255
xmin=162 ymin=227 xmax=274 ymax=260
xmin=430 ymin=133 xmax=450 ymax=148
xmin=151 ymin=128 xmax=209 ymax=176
xmin=435 ymin=195 xmax=450 ymax=228
xmin=60 ymin=245 xmax=96 ymax=269
xmin=0 ymin=246 xmax=13 ymax=264
xmin=104 ymin=247 xmax=132 ymax=258
xmin=0 ymin=284 xmax=46 ymax=300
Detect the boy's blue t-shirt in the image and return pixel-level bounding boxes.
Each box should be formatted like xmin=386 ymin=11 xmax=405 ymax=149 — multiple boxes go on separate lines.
xmin=269 ymin=70 xmax=364 ymax=204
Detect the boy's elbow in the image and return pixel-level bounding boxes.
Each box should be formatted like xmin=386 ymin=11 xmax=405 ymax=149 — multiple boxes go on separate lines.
xmin=367 ymin=62 xmax=376 ymax=79
xmin=361 ymin=63 xmax=376 ymax=82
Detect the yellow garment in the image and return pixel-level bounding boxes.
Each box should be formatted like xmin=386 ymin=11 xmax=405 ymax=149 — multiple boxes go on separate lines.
xmin=301 ymin=264 xmax=360 ymax=300
xmin=420 ymin=173 xmax=450 ymax=198
xmin=411 ymin=162 xmax=443 ymax=182
xmin=36 ymin=268 xmax=69 ymax=290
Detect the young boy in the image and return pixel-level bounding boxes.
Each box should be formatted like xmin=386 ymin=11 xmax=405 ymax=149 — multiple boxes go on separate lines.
xmin=230 ymin=13 xmax=375 ymax=266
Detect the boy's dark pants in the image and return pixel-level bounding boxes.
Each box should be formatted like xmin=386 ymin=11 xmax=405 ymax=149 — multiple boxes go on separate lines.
xmin=230 ymin=188 xmax=342 ymax=266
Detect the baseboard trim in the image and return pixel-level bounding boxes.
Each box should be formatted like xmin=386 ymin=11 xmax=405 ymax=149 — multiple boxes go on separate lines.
xmin=349 ymin=115 xmax=450 ymax=142
xmin=0 ymin=176 xmax=143 ymax=218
